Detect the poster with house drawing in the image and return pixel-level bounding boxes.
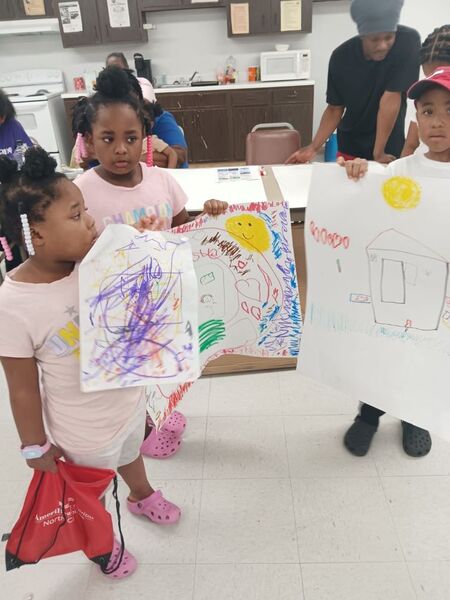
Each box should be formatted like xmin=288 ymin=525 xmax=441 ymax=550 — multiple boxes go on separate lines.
xmin=300 ymin=164 xmax=450 ymax=440
xmin=148 ymin=200 xmax=301 ymax=428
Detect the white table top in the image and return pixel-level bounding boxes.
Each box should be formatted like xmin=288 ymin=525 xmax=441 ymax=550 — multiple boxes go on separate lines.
xmin=168 ymin=166 xmax=267 ymax=212
xmin=167 ymin=164 xmax=317 ymax=212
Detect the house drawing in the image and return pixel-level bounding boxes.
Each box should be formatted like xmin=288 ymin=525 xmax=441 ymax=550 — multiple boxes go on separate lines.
xmin=366 ymin=229 xmax=449 ymax=331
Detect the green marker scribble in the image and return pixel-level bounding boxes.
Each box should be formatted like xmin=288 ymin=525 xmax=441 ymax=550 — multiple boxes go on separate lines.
xmin=199 ymin=319 xmax=226 ymax=353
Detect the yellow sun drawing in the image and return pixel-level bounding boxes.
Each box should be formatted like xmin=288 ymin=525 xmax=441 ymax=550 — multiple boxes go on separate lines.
xmin=382 ymin=177 xmax=421 ymax=210
xmin=225 ymin=214 xmax=270 ymax=252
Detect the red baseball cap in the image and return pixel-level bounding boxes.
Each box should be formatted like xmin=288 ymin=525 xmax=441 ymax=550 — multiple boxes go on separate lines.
xmin=408 ymin=66 xmax=450 ymax=100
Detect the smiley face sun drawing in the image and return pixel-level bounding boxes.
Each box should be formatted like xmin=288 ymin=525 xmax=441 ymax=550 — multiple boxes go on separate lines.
xmin=225 ymin=214 xmax=271 ymax=252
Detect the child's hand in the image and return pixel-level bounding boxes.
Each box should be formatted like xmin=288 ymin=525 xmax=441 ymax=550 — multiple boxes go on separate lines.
xmin=203 ymin=199 xmax=228 ymax=217
xmin=26 ymin=444 xmax=63 ymax=473
xmin=134 ymin=216 xmax=165 ymax=232
xmin=337 ymin=156 xmax=369 ymax=181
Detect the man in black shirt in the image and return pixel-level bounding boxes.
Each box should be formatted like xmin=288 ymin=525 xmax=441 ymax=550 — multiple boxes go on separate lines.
xmin=287 ymin=0 xmax=421 ymax=164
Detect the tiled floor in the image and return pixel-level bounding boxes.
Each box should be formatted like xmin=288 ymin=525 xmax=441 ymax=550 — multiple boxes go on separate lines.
xmin=1 ymin=368 xmax=450 ymax=599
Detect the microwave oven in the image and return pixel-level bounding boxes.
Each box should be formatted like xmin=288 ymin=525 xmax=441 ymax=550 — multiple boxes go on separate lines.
xmin=260 ymin=49 xmax=311 ymax=82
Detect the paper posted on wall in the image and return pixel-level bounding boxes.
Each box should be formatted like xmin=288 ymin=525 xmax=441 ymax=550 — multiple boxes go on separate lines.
xmin=280 ymin=0 xmax=302 ymax=32
xmin=107 ymin=0 xmax=131 ymax=28
xmin=58 ymin=1 xmax=83 ymax=33
xmin=300 ymin=164 xmax=450 ymax=440
xmin=230 ymin=3 xmax=250 ymax=35
xmin=23 ymin=0 xmax=46 ymax=17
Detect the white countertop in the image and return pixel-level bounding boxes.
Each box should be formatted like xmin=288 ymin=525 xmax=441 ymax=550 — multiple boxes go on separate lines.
xmin=61 ymin=79 xmax=314 ymax=100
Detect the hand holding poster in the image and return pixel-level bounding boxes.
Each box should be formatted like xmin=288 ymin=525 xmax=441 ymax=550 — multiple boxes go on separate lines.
xmin=300 ymin=165 xmax=450 ymax=440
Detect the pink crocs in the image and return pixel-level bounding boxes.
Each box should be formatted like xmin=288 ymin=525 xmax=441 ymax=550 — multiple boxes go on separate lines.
xmin=128 ymin=490 xmax=181 ymax=524
xmin=160 ymin=411 xmax=187 ymax=435
xmin=146 ymin=411 xmax=187 ymax=436
xmin=140 ymin=427 xmax=182 ymax=459
xmin=103 ymin=537 xmax=137 ymax=579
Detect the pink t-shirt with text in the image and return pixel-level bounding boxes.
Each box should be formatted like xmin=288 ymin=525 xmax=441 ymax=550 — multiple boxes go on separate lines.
xmin=0 ymin=266 xmax=143 ymax=455
xmin=75 ymin=164 xmax=188 ymax=233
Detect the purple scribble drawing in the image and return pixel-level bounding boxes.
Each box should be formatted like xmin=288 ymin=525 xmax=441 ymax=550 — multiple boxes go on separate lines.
xmin=83 ymin=236 xmax=195 ymax=387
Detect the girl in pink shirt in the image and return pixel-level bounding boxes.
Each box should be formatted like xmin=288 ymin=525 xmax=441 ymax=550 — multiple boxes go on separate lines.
xmin=73 ymin=66 xmax=227 ymax=460
xmin=0 ymin=147 xmax=183 ymax=579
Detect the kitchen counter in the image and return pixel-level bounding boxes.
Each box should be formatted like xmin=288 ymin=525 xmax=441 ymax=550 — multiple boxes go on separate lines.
xmin=61 ymin=79 xmax=315 ymax=99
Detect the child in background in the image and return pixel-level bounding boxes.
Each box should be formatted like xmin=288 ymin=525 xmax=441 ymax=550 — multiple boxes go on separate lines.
xmin=141 ymin=100 xmax=178 ymax=168
xmin=0 ymin=89 xmax=32 ymax=159
xmin=73 ymin=66 xmax=227 ymax=459
xmin=339 ymin=66 xmax=450 ymax=457
xmin=0 ymin=148 xmax=182 ymax=580
xmin=402 ymin=25 xmax=450 ymax=157
xmin=71 ymin=93 xmax=178 ymax=170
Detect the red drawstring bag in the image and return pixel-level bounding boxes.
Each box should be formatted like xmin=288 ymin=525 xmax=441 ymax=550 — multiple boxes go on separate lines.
xmin=5 ymin=460 xmax=124 ymax=574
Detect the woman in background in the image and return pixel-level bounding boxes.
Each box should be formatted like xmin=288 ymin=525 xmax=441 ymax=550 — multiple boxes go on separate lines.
xmin=0 ymin=89 xmax=33 ymax=269
xmin=0 ymin=90 xmax=32 ymax=159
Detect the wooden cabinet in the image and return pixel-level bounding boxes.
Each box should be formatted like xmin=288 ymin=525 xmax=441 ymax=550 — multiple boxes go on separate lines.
xmin=194 ymin=108 xmax=232 ymax=162
xmin=163 ymin=92 xmax=233 ymax=163
xmin=159 ymin=85 xmax=313 ymax=163
xmin=141 ymin=0 xmax=184 ymax=10
xmin=175 ymin=108 xmax=232 ymax=163
xmin=249 ymin=0 xmax=271 ymax=35
xmin=142 ymin=0 xmax=225 ymax=10
xmin=53 ymin=0 xmax=101 ymax=47
xmin=230 ymin=90 xmax=272 ymax=160
xmin=53 ymin=0 xmax=146 ymax=47
xmin=182 ymin=0 xmax=225 ymax=6
xmin=0 ymin=0 xmax=18 ymax=19
xmin=272 ymin=87 xmax=313 ymax=147
xmin=96 ymin=0 xmax=146 ymax=43
xmin=227 ymin=0 xmax=312 ymax=36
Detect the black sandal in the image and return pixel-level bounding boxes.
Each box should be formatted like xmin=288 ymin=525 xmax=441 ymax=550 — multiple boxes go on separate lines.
xmin=344 ymin=417 xmax=378 ymax=457
xmin=401 ymin=422 xmax=432 ymax=457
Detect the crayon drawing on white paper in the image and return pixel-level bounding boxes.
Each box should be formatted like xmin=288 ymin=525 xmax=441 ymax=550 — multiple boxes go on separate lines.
xmin=148 ymin=200 xmax=302 ymax=428
xmin=300 ymin=165 xmax=450 ymax=440
xmin=79 ymin=227 xmax=200 ymax=392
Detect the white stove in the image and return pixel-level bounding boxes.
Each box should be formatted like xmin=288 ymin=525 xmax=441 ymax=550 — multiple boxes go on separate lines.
xmin=0 ymin=69 xmax=72 ymax=166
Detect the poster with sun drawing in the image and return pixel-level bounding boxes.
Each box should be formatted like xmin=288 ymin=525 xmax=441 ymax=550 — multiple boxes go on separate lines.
xmin=79 ymin=226 xmax=200 ymax=392
xmin=300 ymin=164 xmax=450 ymax=440
xmin=146 ymin=200 xmax=302 ymax=428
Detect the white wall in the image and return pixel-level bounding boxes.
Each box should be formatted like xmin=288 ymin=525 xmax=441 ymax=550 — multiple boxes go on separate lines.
xmin=0 ymin=0 xmax=448 ymax=132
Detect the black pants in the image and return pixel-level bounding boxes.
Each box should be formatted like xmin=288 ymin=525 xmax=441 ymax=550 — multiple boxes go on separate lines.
xmin=359 ymin=403 xmax=385 ymax=426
